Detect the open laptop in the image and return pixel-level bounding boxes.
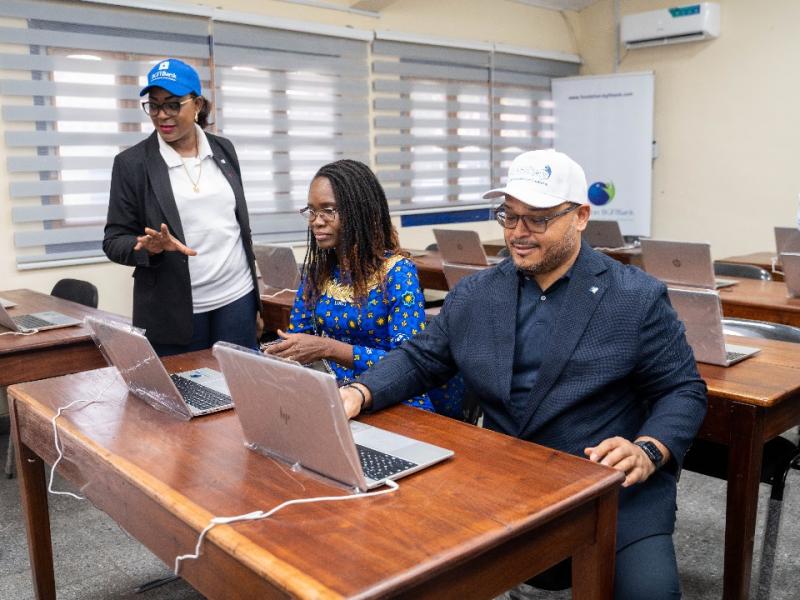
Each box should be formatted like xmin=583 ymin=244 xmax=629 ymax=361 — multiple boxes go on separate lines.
xmin=0 ymin=302 xmax=81 ymax=333
xmin=442 ymin=262 xmax=485 ymax=289
xmin=641 ymin=240 xmax=737 ymax=290
xmin=583 ymin=220 xmax=635 ymax=250
xmin=433 ymin=229 xmax=502 ymax=267
xmin=254 ymin=244 xmax=301 ymax=291
xmin=84 ymin=316 xmax=232 ymax=420
xmin=0 ymin=297 xmax=17 ymax=309
xmin=667 ymin=287 xmax=760 ymax=366
xmin=213 ymin=342 xmax=453 ymax=492
xmin=774 ymin=227 xmax=800 ymax=255
xmin=780 ymin=253 xmax=800 ymax=298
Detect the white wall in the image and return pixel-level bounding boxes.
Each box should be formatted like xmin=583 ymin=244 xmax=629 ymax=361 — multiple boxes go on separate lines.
xmin=0 ymin=0 xmax=578 ymax=317
xmin=571 ymin=0 xmax=800 ymax=258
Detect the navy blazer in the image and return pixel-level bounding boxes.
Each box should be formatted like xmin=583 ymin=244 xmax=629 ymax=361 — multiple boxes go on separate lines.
xmin=359 ymin=242 xmax=707 ymax=549
xmin=103 ymin=131 xmax=259 ymax=345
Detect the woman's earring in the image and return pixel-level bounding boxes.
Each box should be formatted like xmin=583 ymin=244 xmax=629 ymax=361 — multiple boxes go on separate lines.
xmin=194 ymin=112 xmax=199 ymax=123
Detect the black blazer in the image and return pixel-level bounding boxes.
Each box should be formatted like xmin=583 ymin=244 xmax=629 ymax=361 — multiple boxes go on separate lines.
xmin=103 ymin=131 xmax=260 ymax=345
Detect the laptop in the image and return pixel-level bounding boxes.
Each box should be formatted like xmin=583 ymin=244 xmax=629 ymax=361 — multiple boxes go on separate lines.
xmin=780 ymin=253 xmax=800 ymax=298
xmin=433 ymin=229 xmax=502 ymax=267
xmin=667 ymin=287 xmax=760 ymax=366
xmin=583 ymin=220 xmax=634 ymax=250
xmin=774 ymin=227 xmax=800 ymax=255
xmin=0 ymin=302 xmax=81 ymax=333
xmin=253 ymin=244 xmax=301 ymax=291
xmin=213 ymin=342 xmax=453 ymax=492
xmin=442 ymin=262 xmax=485 ymax=289
xmin=0 ymin=297 xmax=17 ymax=309
xmin=84 ymin=316 xmax=233 ymax=420
xmin=641 ymin=240 xmax=737 ymax=290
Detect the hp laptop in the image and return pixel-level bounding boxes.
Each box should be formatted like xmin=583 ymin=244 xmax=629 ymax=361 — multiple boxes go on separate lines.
xmin=667 ymin=287 xmax=760 ymax=367
xmin=213 ymin=342 xmax=453 ymax=492
xmin=433 ymin=229 xmax=502 ymax=267
xmin=774 ymin=227 xmax=800 ymax=255
xmin=0 ymin=297 xmax=17 ymax=309
xmin=583 ymin=220 xmax=634 ymax=250
xmin=442 ymin=262 xmax=485 ymax=289
xmin=641 ymin=240 xmax=737 ymax=290
xmin=84 ymin=316 xmax=232 ymax=420
xmin=780 ymin=253 xmax=800 ymax=298
xmin=0 ymin=302 xmax=81 ymax=333
xmin=253 ymin=244 xmax=301 ymax=291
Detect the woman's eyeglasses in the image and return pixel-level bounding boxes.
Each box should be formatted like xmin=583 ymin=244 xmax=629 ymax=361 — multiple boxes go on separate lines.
xmin=141 ymin=97 xmax=193 ymax=117
xmin=299 ymin=206 xmax=338 ymax=223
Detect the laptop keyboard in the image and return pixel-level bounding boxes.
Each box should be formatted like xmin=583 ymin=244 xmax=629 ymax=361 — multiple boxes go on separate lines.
xmin=13 ymin=314 xmax=52 ymax=330
xmin=169 ymin=374 xmax=232 ymax=412
xmin=726 ymin=350 xmax=749 ymax=363
xmin=356 ymin=444 xmax=417 ymax=481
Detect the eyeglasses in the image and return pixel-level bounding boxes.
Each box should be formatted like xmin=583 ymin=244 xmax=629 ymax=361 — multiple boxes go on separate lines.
xmin=299 ymin=206 xmax=338 ymax=223
xmin=141 ymin=97 xmax=193 ymax=117
xmin=494 ymin=203 xmax=580 ymax=233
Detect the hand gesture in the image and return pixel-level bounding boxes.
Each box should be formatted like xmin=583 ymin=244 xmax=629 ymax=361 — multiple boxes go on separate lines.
xmin=134 ymin=223 xmax=197 ymax=256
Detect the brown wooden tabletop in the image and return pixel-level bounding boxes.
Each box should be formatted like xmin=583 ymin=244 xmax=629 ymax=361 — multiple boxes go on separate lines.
xmin=695 ymin=335 xmax=800 ymax=599
xmin=9 ymin=350 xmax=622 ymax=600
xmin=0 ymin=289 xmax=122 ymax=387
xmin=259 ymin=285 xmax=295 ymax=333
xmin=717 ymin=277 xmax=800 ymax=326
xmin=719 ymin=251 xmax=782 ymax=281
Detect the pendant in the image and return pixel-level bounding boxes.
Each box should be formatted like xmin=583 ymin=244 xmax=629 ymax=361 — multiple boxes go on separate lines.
xmin=192 ymin=184 xmax=199 ymax=193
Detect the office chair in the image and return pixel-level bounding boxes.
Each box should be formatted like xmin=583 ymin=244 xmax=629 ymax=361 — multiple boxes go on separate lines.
xmin=713 ymin=261 xmax=771 ymax=281
xmin=425 ymin=242 xmax=438 ymax=252
xmin=684 ymin=317 xmax=800 ymax=599
xmin=5 ymin=279 xmax=99 ymax=478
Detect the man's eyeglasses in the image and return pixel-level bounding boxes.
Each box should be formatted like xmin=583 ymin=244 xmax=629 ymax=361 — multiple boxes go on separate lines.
xmin=494 ymin=203 xmax=580 ymax=233
xmin=141 ymin=97 xmax=193 ymax=118
xmin=299 ymin=206 xmax=338 ymax=223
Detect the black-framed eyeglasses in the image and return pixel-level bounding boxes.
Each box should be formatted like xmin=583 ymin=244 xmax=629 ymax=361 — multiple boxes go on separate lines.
xmin=494 ymin=203 xmax=580 ymax=233
xmin=141 ymin=97 xmax=193 ymax=117
xmin=299 ymin=206 xmax=338 ymax=223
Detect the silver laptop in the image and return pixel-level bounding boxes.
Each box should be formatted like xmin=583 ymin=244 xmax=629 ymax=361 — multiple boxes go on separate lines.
xmin=253 ymin=244 xmax=301 ymax=291
xmin=84 ymin=316 xmax=232 ymax=420
xmin=667 ymin=287 xmax=760 ymax=367
xmin=0 ymin=302 xmax=81 ymax=333
xmin=583 ymin=220 xmax=634 ymax=250
xmin=641 ymin=240 xmax=737 ymax=290
xmin=442 ymin=262 xmax=485 ymax=289
xmin=213 ymin=342 xmax=453 ymax=492
xmin=781 ymin=253 xmax=800 ymax=298
xmin=433 ymin=229 xmax=502 ymax=267
xmin=775 ymin=227 xmax=800 ymax=255
xmin=0 ymin=297 xmax=17 ymax=309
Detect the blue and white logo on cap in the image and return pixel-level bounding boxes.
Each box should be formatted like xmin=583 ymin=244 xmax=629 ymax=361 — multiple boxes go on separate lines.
xmin=158 ymin=60 xmax=169 ymax=70
xmin=140 ymin=58 xmax=201 ymax=97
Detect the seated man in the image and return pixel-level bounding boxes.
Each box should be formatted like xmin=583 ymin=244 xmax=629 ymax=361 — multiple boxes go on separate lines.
xmin=339 ymin=149 xmax=707 ymax=599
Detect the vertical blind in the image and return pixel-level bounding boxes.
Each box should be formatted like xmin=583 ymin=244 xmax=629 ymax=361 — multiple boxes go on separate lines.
xmin=212 ymin=22 xmax=370 ymax=244
xmin=0 ymin=0 xmax=210 ymax=268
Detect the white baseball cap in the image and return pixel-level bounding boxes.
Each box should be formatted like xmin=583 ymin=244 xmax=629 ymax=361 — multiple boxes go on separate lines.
xmin=483 ymin=149 xmax=588 ymax=208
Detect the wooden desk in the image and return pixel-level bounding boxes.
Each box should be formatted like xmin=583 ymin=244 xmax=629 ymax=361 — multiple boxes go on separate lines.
xmin=717 ymin=278 xmax=800 ymax=327
xmin=10 ymin=351 xmax=622 ymax=600
xmin=697 ymin=336 xmax=800 ymax=599
xmin=412 ymin=253 xmax=450 ymax=291
xmin=718 ymin=251 xmax=782 ymax=281
xmin=259 ymin=286 xmax=295 ymax=333
xmin=0 ymin=289 xmax=116 ymax=387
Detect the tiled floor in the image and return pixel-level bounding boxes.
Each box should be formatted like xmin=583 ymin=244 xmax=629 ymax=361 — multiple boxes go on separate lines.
xmin=2 ymin=429 xmax=800 ymax=599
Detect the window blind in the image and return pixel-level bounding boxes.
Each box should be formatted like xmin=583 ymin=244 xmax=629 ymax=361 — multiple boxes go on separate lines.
xmin=212 ymin=22 xmax=370 ymax=244
xmin=0 ymin=0 xmax=210 ymax=268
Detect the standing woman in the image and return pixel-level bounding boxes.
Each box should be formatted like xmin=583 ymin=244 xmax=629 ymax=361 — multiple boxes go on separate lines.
xmin=266 ymin=160 xmax=463 ymax=414
xmin=104 ymin=58 xmax=260 ymax=356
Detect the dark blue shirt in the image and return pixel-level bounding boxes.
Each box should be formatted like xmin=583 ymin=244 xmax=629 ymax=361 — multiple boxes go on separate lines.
xmin=509 ymin=269 xmax=572 ymax=425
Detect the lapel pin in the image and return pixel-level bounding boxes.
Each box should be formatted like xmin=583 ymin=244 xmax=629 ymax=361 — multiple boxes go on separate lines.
xmin=590 ymin=286 xmax=599 ymax=294
xmin=220 ymin=159 xmax=226 ymax=164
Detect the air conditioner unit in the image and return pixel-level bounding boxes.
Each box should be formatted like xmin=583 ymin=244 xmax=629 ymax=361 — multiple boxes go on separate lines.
xmin=621 ymin=3 xmax=720 ymax=49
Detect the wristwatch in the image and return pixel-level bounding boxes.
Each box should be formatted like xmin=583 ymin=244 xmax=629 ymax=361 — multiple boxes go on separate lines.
xmin=634 ymin=440 xmax=664 ymax=468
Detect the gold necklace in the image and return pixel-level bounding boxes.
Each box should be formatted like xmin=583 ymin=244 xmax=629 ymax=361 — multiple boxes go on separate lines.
xmin=180 ymin=137 xmax=202 ymax=193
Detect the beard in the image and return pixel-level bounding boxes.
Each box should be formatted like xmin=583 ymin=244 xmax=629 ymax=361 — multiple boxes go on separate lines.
xmin=512 ymin=224 xmax=579 ymax=277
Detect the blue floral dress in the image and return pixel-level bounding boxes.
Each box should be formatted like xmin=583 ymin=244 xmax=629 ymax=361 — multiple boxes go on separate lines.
xmin=287 ymin=254 xmax=462 ymax=415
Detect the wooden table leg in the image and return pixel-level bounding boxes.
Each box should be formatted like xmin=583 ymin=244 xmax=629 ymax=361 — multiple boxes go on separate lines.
xmin=722 ymin=403 xmax=764 ymax=600
xmin=572 ymin=490 xmax=618 ymax=600
xmin=10 ymin=397 xmax=56 ymax=600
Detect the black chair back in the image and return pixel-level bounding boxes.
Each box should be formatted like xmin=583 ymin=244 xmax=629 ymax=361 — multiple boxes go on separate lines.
xmin=721 ymin=318 xmax=800 ymax=343
xmin=50 ymin=278 xmax=99 ymax=309
xmin=713 ymin=261 xmax=771 ymax=281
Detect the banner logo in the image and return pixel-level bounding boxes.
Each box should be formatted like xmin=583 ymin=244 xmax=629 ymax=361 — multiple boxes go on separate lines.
xmin=588 ymin=181 xmax=616 ymax=206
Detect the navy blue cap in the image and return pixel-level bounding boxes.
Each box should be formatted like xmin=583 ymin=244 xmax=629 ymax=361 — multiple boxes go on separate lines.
xmin=140 ymin=58 xmax=201 ymax=97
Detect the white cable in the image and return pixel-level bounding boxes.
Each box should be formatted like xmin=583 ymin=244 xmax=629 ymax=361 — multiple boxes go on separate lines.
xmin=174 ymin=479 xmax=400 ymax=575
xmin=0 ymin=328 xmax=39 ymax=336
xmin=261 ymin=287 xmax=296 ymax=299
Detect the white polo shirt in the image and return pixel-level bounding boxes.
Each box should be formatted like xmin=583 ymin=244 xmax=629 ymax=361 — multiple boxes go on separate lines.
xmin=157 ymin=126 xmax=253 ymax=313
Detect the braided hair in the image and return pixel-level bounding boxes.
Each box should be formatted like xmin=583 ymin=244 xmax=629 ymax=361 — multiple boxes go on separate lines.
xmin=301 ymin=159 xmax=403 ymax=306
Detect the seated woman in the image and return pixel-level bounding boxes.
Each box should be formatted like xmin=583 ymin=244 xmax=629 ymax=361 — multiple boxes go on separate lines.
xmin=264 ymin=159 xmax=461 ymax=415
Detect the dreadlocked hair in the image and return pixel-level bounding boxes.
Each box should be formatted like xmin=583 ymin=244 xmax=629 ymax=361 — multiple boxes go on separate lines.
xmin=301 ymin=159 xmax=403 ymax=307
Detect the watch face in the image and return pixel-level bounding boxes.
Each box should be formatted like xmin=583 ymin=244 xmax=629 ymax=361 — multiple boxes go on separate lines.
xmin=637 ymin=441 xmax=663 ymax=466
